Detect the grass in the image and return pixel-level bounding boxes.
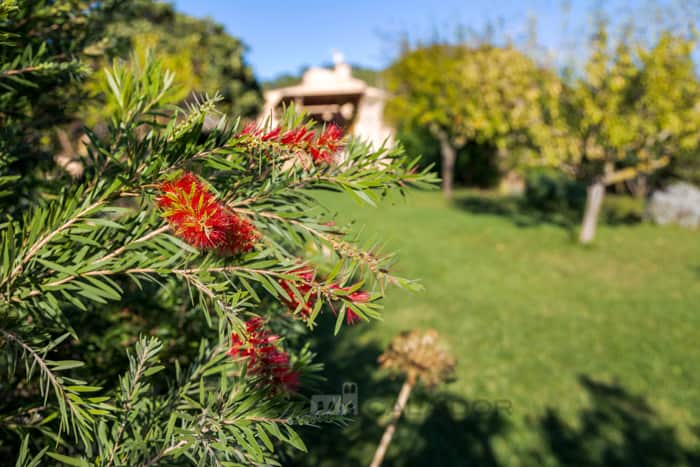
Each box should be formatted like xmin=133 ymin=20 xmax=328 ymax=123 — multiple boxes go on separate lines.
xmin=291 ymin=189 xmax=700 ymax=467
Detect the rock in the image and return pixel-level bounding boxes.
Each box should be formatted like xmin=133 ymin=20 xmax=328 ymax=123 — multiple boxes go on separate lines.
xmin=647 ymin=182 xmax=700 ymax=229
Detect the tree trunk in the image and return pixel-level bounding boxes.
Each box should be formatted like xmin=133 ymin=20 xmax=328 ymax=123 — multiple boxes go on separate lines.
xmin=633 ymin=174 xmax=648 ymax=199
xmin=369 ymin=378 xmax=414 ymax=467
xmin=438 ymin=135 xmax=456 ymax=200
xmin=579 ymin=180 xmax=605 ymax=244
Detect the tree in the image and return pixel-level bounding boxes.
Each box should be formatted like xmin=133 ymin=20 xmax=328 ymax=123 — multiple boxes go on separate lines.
xmin=0 ymin=0 xmax=130 ymax=214
xmin=0 ymin=11 xmax=435 ymax=467
xmin=104 ymin=1 xmax=262 ymax=119
xmin=385 ymin=43 xmax=562 ymax=199
xmin=550 ymin=24 xmax=700 ymax=243
xmin=0 ymin=0 xmax=262 ymax=214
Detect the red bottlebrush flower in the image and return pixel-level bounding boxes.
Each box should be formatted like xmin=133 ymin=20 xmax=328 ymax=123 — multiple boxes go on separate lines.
xmin=221 ymin=214 xmax=257 ymax=256
xmin=345 ymin=309 xmax=362 ymax=325
xmin=158 ymin=172 xmax=256 ymax=255
xmin=239 ymin=122 xmax=344 ymax=165
xmin=308 ymin=147 xmax=330 ymax=164
xmin=277 ymin=266 xmax=371 ymax=327
xmin=343 ymin=289 xmax=371 ymax=325
xmin=227 ymin=333 xmax=246 ymax=358
xmin=240 ymin=121 xmax=259 ymax=136
xmin=229 ymin=317 xmax=300 ymax=393
xmin=347 ymin=290 xmax=371 ymax=303
xmin=317 ymin=124 xmax=342 ymax=151
xmin=261 ymin=127 xmax=281 ymax=141
xmin=310 ymin=124 xmax=343 ymax=164
xmin=281 ymin=127 xmax=314 ymax=146
xmin=324 ymin=284 xmax=371 ymax=325
xmin=158 ymin=173 xmax=230 ymax=250
xmin=245 ymin=316 xmax=265 ymax=333
xmin=276 ymin=368 xmax=301 ymax=392
xmin=278 ymin=268 xmax=316 ymax=317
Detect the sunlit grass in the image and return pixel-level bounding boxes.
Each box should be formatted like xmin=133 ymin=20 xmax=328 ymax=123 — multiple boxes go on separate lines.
xmin=299 ymin=189 xmax=700 ymax=466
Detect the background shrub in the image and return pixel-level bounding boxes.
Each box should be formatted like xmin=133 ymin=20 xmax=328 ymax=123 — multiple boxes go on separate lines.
xmin=523 ymin=169 xmax=586 ymax=218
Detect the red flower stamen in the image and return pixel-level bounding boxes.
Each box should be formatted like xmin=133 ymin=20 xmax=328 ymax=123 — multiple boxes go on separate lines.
xmin=239 ymin=123 xmax=344 ymax=165
xmin=345 ymin=309 xmax=362 ymax=325
xmin=229 ymin=317 xmax=300 ymax=393
xmin=279 ymin=267 xmax=316 ymax=317
xmin=278 ymin=267 xmax=371 ymax=326
xmin=158 ymin=172 xmax=256 ymax=255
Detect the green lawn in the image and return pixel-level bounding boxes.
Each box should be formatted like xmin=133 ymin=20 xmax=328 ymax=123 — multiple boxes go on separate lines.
xmin=292 ymin=189 xmax=700 ymax=467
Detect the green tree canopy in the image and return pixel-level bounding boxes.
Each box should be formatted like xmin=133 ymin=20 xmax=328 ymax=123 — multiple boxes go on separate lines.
xmin=543 ymin=24 xmax=700 ymax=242
xmin=0 ymin=0 xmax=130 ymax=213
xmin=114 ymin=1 xmax=262 ymax=118
xmin=385 ymin=43 xmax=563 ymax=198
xmin=1 ymin=0 xmax=263 ymax=216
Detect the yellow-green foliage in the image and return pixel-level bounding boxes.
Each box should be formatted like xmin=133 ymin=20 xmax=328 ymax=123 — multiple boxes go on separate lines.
xmin=385 ymin=44 xmax=563 ymax=164
xmin=85 ymin=33 xmax=198 ymax=124
xmin=84 ymin=2 xmax=261 ymax=126
xmin=385 ymin=30 xmax=700 ymax=182
xmin=553 ymin=24 xmax=700 ymax=179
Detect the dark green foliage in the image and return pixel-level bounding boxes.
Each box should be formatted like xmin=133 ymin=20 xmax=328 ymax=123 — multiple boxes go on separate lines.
xmin=524 ymin=169 xmax=586 ymax=219
xmin=0 ymin=0 xmax=127 ymax=126
xmin=0 ymin=0 xmax=263 ymax=219
xmin=601 ymin=195 xmax=645 ymax=224
xmin=398 ymin=123 xmax=500 ymax=189
xmin=664 ymin=152 xmax=700 ymax=187
xmin=0 ymin=0 xmax=130 ymax=215
xmin=0 ymin=4 xmax=436 ymax=464
xmin=119 ymin=1 xmax=262 ymax=118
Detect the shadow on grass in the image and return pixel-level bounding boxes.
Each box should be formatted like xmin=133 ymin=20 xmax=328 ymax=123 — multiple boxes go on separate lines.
xmin=289 ymin=322 xmax=699 ymax=466
xmin=286 ymin=320 xmax=510 ymax=467
xmin=452 ymin=193 xmax=578 ymax=232
xmin=528 ymin=376 xmax=700 ymax=467
xmin=451 ymin=192 xmax=643 ymax=235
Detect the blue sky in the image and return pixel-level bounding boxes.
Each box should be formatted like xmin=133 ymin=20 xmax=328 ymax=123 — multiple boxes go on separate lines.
xmin=172 ymin=0 xmax=691 ymax=81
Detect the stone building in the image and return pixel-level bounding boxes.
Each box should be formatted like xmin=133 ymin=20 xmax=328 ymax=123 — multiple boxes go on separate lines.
xmin=261 ymin=55 xmax=394 ymax=148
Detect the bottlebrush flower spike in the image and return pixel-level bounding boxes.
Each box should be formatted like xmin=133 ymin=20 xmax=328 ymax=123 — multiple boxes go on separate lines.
xmin=158 ymin=172 xmax=256 ymax=254
xmin=279 ymin=267 xmax=316 ymax=317
xmin=228 ymin=317 xmax=300 ymax=393
xmin=311 ymin=124 xmax=343 ymax=164
xmin=340 ymin=289 xmax=371 ymax=325
xmin=280 ymin=127 xmax=314 ymax=145
xmin=239 ymin=122 xmax=344 ymax=165
xmin=345 ymin=309 xmax=362 ymax=325
xmin=278 ymin=266 xmax=371 ymax=326
xmin=240 ymin=121 xmax=258 ymax=136
xmin=261 ymin=127 xmax=281 ymax=141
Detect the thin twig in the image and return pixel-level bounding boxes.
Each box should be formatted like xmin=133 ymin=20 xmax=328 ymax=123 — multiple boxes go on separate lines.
xmin=105 ymin=342 xmax=156 ymax=467
xmin=2 ymin=200 xmax=104 ymax=289
xmin=94 ymin=225 xmax=170 ymax=266
xmin=1 ymin=66 xmax=41 ymax=77
xmin=143 ymin=440 xmax=188 ymax=467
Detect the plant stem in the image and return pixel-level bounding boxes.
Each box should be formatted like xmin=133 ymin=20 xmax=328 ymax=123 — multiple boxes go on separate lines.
xmin=369 ymin=377 xmax=414 ymax=467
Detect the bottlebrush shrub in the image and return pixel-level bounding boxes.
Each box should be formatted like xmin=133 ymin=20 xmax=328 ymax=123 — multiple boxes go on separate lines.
xmin=0 ymin=55 xmax=436 ymax=465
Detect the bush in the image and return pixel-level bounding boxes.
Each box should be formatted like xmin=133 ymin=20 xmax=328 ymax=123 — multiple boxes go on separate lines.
xmin=397 ymin=124 xmax=500 ymax=189
xmin=602 ymin=195 xmax=645 ymax=224
xmin=0 ymin=45 xmax=435 ymax=465
xmin=523 ymin=169 xmax=586 ymax=218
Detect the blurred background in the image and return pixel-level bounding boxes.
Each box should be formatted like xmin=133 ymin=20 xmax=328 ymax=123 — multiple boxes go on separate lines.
xmin=12 ymin=0 xmax=700 ymax=465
